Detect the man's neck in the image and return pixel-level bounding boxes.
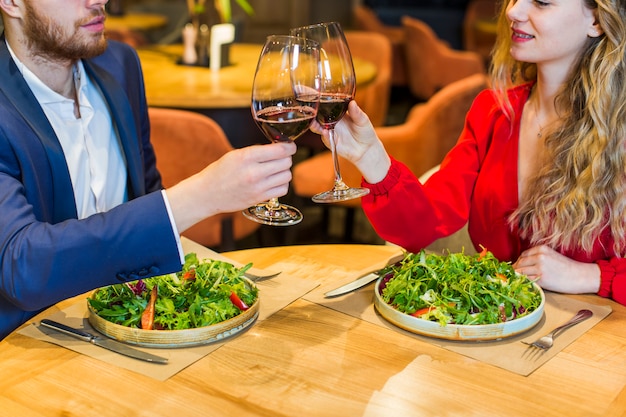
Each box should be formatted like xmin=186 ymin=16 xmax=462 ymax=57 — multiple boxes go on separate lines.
xmin=6 ymin=35 xmax=77 ymax=100
xmin=29 ymin=56 xmax=77 ymax=100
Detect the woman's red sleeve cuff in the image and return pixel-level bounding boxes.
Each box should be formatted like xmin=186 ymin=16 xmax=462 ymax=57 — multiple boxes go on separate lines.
xmin=361 ymin=157 xmax=403 ymax=195
xmin=597 ymin=259 xmax=614 ymax=297
xmin=596 ymin=258 xmax=626 ymax=304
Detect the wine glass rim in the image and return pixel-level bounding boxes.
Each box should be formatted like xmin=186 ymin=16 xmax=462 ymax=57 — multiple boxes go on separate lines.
xmin=264 ymin=34 xmax=320 ymax=47
xmin=291 ymin=21 xmax=343 ymax=32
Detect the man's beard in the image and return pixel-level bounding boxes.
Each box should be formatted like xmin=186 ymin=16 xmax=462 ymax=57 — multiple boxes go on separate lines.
xmin=23 ymin=3 xmax=107 ymax=61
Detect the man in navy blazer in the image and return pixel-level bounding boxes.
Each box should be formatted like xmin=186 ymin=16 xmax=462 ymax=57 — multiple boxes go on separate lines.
xmin=0 ymin=1 xmax=296 ymax=339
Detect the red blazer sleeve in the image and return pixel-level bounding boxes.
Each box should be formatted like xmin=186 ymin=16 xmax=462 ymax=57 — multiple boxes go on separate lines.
xmin=360 ymin=88 xmax=501 ymax=254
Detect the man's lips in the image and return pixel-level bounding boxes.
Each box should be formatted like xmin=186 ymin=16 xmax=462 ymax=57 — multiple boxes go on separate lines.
xmin=81 ymin=15 xmax=106 ymax=32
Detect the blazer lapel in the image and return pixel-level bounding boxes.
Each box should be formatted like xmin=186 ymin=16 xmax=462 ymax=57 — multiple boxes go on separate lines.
xmin=0 ymin=40 xmax=77 ymax=221
xmin=83 ymin=60 xmax=144 ymax=199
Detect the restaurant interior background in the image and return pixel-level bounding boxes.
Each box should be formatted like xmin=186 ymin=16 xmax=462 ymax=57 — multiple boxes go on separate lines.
xmin=2 ymin=0 xmax=488 ymax=251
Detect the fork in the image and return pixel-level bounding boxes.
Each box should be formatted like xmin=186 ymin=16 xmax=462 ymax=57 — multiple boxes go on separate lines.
xmin=522 ymin=309 xmax=593 ymax=350
xmin=202 ymin=248 xmax=281 ymax=281
xmin=181 ymin=237 xmax=281 ymax=281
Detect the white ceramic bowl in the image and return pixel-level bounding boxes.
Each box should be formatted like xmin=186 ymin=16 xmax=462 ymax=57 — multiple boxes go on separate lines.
xmin=374 ymin=276 xmax=544 ymax=341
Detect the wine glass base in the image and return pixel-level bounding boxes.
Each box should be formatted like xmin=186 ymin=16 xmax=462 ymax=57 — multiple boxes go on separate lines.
xmin=242 ymin=203 xmax=303 ymax=226
xmin=312 ymin=187 xmax=370 ymax=203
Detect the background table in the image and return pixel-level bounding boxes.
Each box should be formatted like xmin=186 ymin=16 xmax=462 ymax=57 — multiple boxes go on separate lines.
xmin=137 ymin=44 xmax=377 ymax=148
xmin=1 ymin=243 xmax=624 ymax=417
xmin=106 ymin=12 xmax=168 ymax=32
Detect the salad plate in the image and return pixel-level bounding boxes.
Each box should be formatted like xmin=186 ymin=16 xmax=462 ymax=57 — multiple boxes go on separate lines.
xmin=373 ymin=250 xmax=545 ymax=341
xmin=87 ymin=296 xmax=258 ymax=348
xmin=87 ymin=254 xmax=260 ymax=348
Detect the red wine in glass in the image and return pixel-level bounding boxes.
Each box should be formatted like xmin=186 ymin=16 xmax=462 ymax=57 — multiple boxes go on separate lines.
xmin=316 ymin=93 xmax=352 ymax=127
xmin=254 ymin=105 xmax=317 ymax=143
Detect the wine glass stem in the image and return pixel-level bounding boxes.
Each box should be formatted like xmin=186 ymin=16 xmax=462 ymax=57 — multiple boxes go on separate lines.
xmin=329 ymin=128 xmax=349 ymax=192
xmin=266 ymin=197 xmax=281 ymax=210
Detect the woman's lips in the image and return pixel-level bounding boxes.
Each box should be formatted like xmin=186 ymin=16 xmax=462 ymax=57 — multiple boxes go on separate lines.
xmin=511 ymin=28 xmax=534 ymax=42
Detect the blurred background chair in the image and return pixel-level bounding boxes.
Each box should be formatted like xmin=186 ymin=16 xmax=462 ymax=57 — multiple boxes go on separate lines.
xmin=292 ymin=73 xmax=489 ymax=242
xmin=345 ymin=30 xmax=392 ymax=128
xmin=463 ymin=0 xmax=498 ymax=67
xmin=402 ymin=15 xmax=485 ymax=101
xmin=352 ymin=5 xmax=407 ymax=87
xmin=148 ymin=107 xmax=260 ymax=251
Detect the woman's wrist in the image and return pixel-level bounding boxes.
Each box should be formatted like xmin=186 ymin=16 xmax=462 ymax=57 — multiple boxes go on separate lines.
xmin=357 ymin=143 xmax=392 ymax=184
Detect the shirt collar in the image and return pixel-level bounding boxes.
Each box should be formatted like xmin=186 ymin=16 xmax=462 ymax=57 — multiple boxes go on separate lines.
xmin=5 ymin=40 xmax=86 ymax=105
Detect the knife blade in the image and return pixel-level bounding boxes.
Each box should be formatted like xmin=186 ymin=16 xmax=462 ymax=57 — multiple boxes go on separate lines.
xmin=324 ymin=251 xmax=405 ymax=298
xmin=39 ymin=319 xmax=169 ymax=364
xmin=324 ymin=271 xmax=381 ymax=298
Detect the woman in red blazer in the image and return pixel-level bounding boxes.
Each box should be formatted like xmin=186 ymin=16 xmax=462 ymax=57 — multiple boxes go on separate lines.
xmin=313 ymin=0 xmax=626 ymax=305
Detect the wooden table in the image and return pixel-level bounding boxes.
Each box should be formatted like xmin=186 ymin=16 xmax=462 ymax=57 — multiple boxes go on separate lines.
xmin=136 ymin=44 xmax=377 ymax=148
xmin=106 ymin=12 xmax=168 ymax=32
xmin=2 ymin=244 xmax=624 ymax=417
xmin=138 ymin=43 xmax=377 ymax=109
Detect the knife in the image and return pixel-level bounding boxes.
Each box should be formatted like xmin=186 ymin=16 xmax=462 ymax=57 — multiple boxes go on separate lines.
xmin=39 ymin=319 xmax=169 ymax=364
xmin=324 ymin=272 xmax=382 ymax=298
xmin=324 ymin=252 xmax=405 ymax=298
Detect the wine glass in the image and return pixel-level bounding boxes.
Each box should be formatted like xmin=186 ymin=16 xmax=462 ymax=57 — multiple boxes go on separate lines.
xmin=290 ymin=21 xmax=370 ymax=203
xmin=242 ymin=35 xmax=321 ymax=226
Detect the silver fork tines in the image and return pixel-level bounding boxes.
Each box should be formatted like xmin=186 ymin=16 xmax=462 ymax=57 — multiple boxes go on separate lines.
xmin=522 ymin=309 xmax=593 ymax=350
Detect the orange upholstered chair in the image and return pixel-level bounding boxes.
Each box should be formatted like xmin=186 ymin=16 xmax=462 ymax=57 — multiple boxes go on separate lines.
xmin=148 ymin=107 xmax=259 ymax=250
xmin=345 ymin=31 xmax=392 ymax=128
xmin=402 ymin=16 xmax=485 ymax=101
xmin=292 ymin=73 xmax=489 ymax=239
xmin=353 ymin=5 xmax=407 ymax=87
xmin=463 ymin=0 xmax=498 ymax=66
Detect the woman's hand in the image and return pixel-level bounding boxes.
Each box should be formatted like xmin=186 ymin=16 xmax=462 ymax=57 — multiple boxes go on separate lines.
xmin=310 ymin=101 xmax=391 ymax=184
xmin=513 ymin=245 xmax=601 ymax=294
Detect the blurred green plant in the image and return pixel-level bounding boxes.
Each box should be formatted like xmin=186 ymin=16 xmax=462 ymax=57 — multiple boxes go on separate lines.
xmin=215 ymin=0 xmax=255 ymax=23
xmin=188 ymin=0 xmax=255 ymax=23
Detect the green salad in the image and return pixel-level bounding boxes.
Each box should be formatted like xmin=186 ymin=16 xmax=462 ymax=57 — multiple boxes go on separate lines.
xmin=378 ymin=248 xmax=542 ymax=326
xmin=88 ymin=253 xmax=258 ymax=330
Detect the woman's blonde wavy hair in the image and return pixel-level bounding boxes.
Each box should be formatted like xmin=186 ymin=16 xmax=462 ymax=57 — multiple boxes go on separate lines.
xmin=490 ymin=0 xmax=626 ymax=255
